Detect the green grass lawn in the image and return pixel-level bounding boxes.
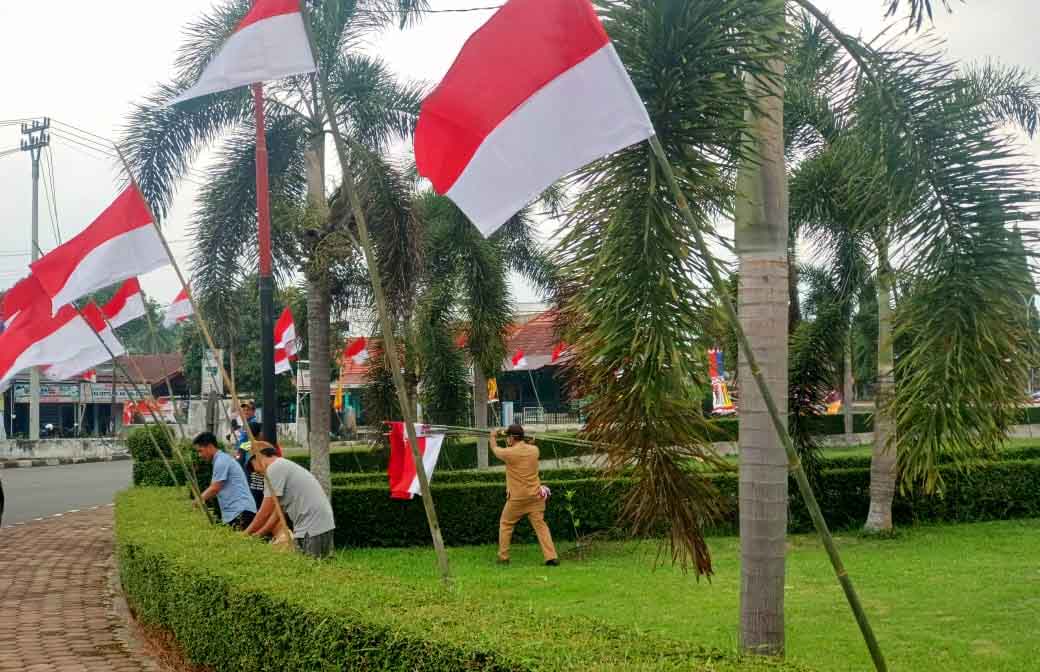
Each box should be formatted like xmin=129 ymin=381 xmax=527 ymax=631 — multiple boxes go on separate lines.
xmin=337 ymin=518 xmax=1040 ymax=672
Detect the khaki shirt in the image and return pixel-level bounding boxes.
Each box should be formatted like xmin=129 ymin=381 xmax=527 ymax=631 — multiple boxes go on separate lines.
xmin=492 ymin=441 xmax=542 ymax=499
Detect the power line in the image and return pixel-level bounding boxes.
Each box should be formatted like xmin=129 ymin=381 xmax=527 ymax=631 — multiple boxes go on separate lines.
xmin=50 ymin=129 xmax=116 ymax=157
xmin=40 ymin=153 xmax=59 ymax=247
xmin=49 ymin=131 xmax=117 ymax=163
xmin=50 ymin=119 xmax=113 ymax=146
xmin=44 ymin=147 xmax=63 ymax=244
xmin=49 ymin=121 xmax=116 ymax=154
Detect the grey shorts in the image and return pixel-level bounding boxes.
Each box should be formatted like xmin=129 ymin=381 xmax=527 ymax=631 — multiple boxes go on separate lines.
xmin=296 ymin=530 xmax=335 ymax=558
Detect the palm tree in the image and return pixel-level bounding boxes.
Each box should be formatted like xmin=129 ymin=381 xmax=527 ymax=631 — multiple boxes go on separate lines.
xmin=119 ymin=0 xmax=426 ymax=493
xmin=415 ymin=193 xmax=556 ymax=467
xmin=788 ymin=17 xmax=1040 ymax=531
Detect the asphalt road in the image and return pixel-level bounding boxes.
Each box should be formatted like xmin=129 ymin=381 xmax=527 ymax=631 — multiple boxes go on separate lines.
xmin=0 ymin=461 xmax=133 ymax=527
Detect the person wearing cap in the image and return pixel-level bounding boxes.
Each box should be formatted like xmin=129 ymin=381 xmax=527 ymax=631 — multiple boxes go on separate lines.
xmin=491 ymin=424 xmax=559 ymax=566
xmin=244 ymin=442 xmax=336 ymax=558
xmin=192 ymin=431 xmax=257 ymax=530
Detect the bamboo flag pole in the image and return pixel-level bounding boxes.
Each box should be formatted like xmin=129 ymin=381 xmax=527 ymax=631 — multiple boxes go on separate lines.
xmin=299 ymin=3 xmax=452 ymax=583
xmin=647 ymin=134 xmax=886 ymax=671
xmin=113 ymin=147 xmax=294 ymax=548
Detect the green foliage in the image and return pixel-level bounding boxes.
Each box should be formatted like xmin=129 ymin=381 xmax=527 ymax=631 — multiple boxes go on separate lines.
xmin=116 ymin=487 xmax=804 ymax=672
xmin=127 ymin=425 xmax=179 ymax=460
xmin=415 ymin=283 xmax=470 ymax=427
xmin=553 ymin=0 xmax=784 ymax=576
xmin=328 ymin=457 xmax=1040 ymax=549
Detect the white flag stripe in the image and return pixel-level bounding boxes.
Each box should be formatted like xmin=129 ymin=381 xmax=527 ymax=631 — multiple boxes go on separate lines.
xmin=162 ymin=296 xmax=193 ymax=328
xmin=0 ymin=317 xmax=99 ymax=390
xmin=170 ymin=13 xmax=316 ymax=105
xmin=445 ymin=44 xmax=653 ymax=235
xmin=44 ymin=328 xmax=126 ymax=381
xmin=49 ymin=226 xmax=168 ymax=314
xmin=407 ymin=433 xmax=445 ymax=497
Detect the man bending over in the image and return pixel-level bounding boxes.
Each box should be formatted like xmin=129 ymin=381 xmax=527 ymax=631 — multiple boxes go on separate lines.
xmin=244 ymin=443 xmax=336 ymax=558
xmin=193 ymin=432 xmax=256 ymax=530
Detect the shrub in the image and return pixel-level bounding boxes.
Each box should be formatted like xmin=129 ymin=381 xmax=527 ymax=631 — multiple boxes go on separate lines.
xmin=330 ymin=459 xmax=1040 ymax=548
xmin=127 ymin=424 xmax=178 ymax=460
xmin=116 ymin=488 xmax=804 ymax=672
xmin=289 ymin=434 xmax=593 ymax=474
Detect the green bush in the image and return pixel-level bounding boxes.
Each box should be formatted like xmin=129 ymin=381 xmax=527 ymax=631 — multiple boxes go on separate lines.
xmin=116 ymin=488 xmax=804 ymax=672
xmin=290 ymin=434 xmax=592 ymax=474
xmin=330 ymin=459 xmax=1040 ymax=548
xmin=707 ymin=413 xmax=874 ymax=442
xmin=127 ymin=424 xmax=179 ymax=460
xmin=133 ymin=455 xmax=211 ymax=488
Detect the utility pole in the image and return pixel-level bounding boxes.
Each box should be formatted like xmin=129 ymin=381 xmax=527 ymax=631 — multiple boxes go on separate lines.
xmin=20 ymin=118 xmax=50 ymax=441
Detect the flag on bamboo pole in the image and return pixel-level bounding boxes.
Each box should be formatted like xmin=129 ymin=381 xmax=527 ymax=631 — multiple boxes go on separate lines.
xmin=387 ymin=421 xmax=445 ymax=500
xmin=102 ymin=277 xmax=147 ymax=329
xmin=414 ymin=0 xmax=653 ymax=235
xmin=162 ymin=288 xmax=193 ymax=328
xmin=43 ymin=303 xmax=126 ymax=382
xmin=344 ymin=337 xmax=369 ymax=366
xmin=1 ymin=275 xmax=48 ymax=328
xmin=30 ymin=187 xmax=168 ymax=314
xmin=510 ymin=349 xmax=529 ymax=370
xmin=0 ymin=302 xmax=100 ymax=390
xmin=169 ymin=0 xmax=317 ymax=105
xmin=274 ymin=307 xmax=298 ymax=356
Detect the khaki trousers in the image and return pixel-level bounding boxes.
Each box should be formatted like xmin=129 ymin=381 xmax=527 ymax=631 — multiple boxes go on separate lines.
xmin=498 ymin=496 xmax=557 ymax=561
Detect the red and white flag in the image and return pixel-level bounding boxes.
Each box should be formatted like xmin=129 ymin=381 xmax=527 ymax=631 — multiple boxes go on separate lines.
xmin=511 ymin=349 xmax=529 ymax=370
xmin=82 ymin=369 xmax=98 ymax=383
xmin=1 ymin=275 xmax=47 ymax=328
xmin=102 ymin=277 xmax=147 ymax=329
xmin=170 ymin=0 xmax=317 ymax=105
xmin=30 ymin=187 xmax=168 ymax=314
xmin=274 ymin=347 xmax=293 ymax=375
xmin=162 ymin=288 xmax=193 ymax=328
xmin=0 ymin=303 xmax=102 ymax=390
xmin=43 ymin=303 xmax=126 ymax=382
xmin=344 ymin=336 xmax=369 ymax=366
xmin=387 ymin=422 xmax=445 ymax=500
xmin=415 ymin=0 xmax=653 ymax=235
xmin=274 ymin=307 xmax=298 ymax=355
xmin=551 ymin=342 xmax=568 ymax=364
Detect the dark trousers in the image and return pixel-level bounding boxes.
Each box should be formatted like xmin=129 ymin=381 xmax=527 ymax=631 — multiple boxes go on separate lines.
xmin=228 ymin=510 xmax=255 ymax=531
xmin=296 ymin=530 xmax=335 ymax=558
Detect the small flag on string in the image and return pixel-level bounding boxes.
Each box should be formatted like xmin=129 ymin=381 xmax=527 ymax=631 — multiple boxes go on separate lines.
xmin=387 ymin=422 xmax=445 ymax=500
xmin=170 ymin=0 xmax=317 ymax=105
xmin=274 ymin=307 xmax=298 ymax=356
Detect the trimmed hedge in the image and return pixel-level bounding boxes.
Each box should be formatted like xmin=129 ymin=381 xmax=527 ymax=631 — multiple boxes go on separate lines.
xmin=288 ymin=434 xmax=592 ymax=474
xmin=330 ymin=459 xmax=1040 ymax=548
xmin=116 ymin=488 xmax=805 ymax=672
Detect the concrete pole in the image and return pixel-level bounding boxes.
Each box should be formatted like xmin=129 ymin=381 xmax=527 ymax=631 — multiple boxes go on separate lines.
xmin=28 ymin=146 xmax=41 ymax=441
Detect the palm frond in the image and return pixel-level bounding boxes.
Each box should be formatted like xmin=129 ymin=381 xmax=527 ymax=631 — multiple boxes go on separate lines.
xmin=882 ymin=0 xmax=954 ymax=32
xmin=490 ymin=212 xmax=559 ymax=300
xmin=173 ymin=0 xmax=249 ymax=82
xmin=120 ymin=85 xmax=252 ymax=219
xmin=329 ymin=53 xmax=428 ymax=153
xmin=958 ymin=60 xmax=1040 ymax=138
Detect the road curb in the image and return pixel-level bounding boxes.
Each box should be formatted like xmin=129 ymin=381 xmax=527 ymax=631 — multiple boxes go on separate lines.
xmin=0 ymin=454 xmax=131 ymax=469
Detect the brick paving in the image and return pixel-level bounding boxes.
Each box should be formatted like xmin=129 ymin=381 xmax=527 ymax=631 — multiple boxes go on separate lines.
xmin=0 ymin=507 xmax=162 ymax=671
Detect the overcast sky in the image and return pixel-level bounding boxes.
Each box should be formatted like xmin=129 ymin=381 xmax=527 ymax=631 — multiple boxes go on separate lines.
xmin=0 ymin=0 xmax=1036 ymax=305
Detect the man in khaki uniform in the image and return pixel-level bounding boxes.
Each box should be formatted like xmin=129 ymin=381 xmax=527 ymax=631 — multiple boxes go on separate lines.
xmin=491 ymin=424 xmax=559 ymax=566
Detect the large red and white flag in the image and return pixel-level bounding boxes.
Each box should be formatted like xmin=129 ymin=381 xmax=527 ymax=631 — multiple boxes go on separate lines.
xmin=43 ymin=303 xmax=126 ymax=382
xmin=274 ymin=307 xmax=298 ymax=355
xmin=0 ymin=303 xmax=102 ymax=390
xmin=102 ymin=277 xmax=147 ymax=329
xmin=415 ymin=0 xmax=653 ymax=235
xmin=30 ymin=187 xmax=168 ymax=314
xmin=170 ymin=0 xmax=317 ymax=105
xmin=162 ymin=288 xmax=193 ymax=328
xmin=387 ymin=422 xmax=445 ymax=500
xmin=344 ymin=336 xmax=369 ymax=366
xmin=1 ymin=275 xmax=47 ymax=328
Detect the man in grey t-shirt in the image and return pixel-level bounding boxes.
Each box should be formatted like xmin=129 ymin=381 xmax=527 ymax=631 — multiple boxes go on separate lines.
xmin=243 ymin=444 xmax=335 ymax=558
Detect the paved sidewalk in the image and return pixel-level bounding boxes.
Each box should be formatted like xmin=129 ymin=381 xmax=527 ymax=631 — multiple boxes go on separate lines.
xmin=0 ymin=507 xmax=162 ymax=672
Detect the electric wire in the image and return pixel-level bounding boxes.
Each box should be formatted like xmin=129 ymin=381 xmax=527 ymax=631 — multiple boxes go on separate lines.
xmin=44 ymin=147 xmax=64 ymax=245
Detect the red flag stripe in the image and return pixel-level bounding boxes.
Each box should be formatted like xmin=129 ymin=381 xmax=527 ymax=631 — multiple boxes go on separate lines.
xmin=1 ymin=275 xmax=47 ymax=322
xmin=236 ymin=0 xmax=302 ymax=32
xmin=415 ymin=0 xmax=608 ymax=195
xmin=102 ymin=278 xmax=142 ymax=320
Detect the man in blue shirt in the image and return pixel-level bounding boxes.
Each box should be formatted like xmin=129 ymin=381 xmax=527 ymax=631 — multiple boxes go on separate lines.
xmin=193 ymin=432 xmax=257 ymax=529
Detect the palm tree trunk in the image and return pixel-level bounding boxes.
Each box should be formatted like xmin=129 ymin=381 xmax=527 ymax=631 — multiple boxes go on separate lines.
xmin=473 ymin=365 xmax=489 ymax=469
xmin=307 ymin=274 xmax=332 ymax=495
xmin=865 ymin=240 xmax=897 ymax=533
xmin=304 ymin=136 xmax=332 ymax=496
xmin=734 ymin=2 xmax=789 ymax=654
xmin=844 ymin=337 xmax=855 ymax=443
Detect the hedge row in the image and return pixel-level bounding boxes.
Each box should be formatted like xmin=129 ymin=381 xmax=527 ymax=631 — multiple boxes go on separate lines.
xmin=287 ymin=434 xmax=591 ymax=474
xmin=116 ymin=488 xmax=805 ymax=672
xmin=329 ymin=458 xmax=1040 ymax=548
